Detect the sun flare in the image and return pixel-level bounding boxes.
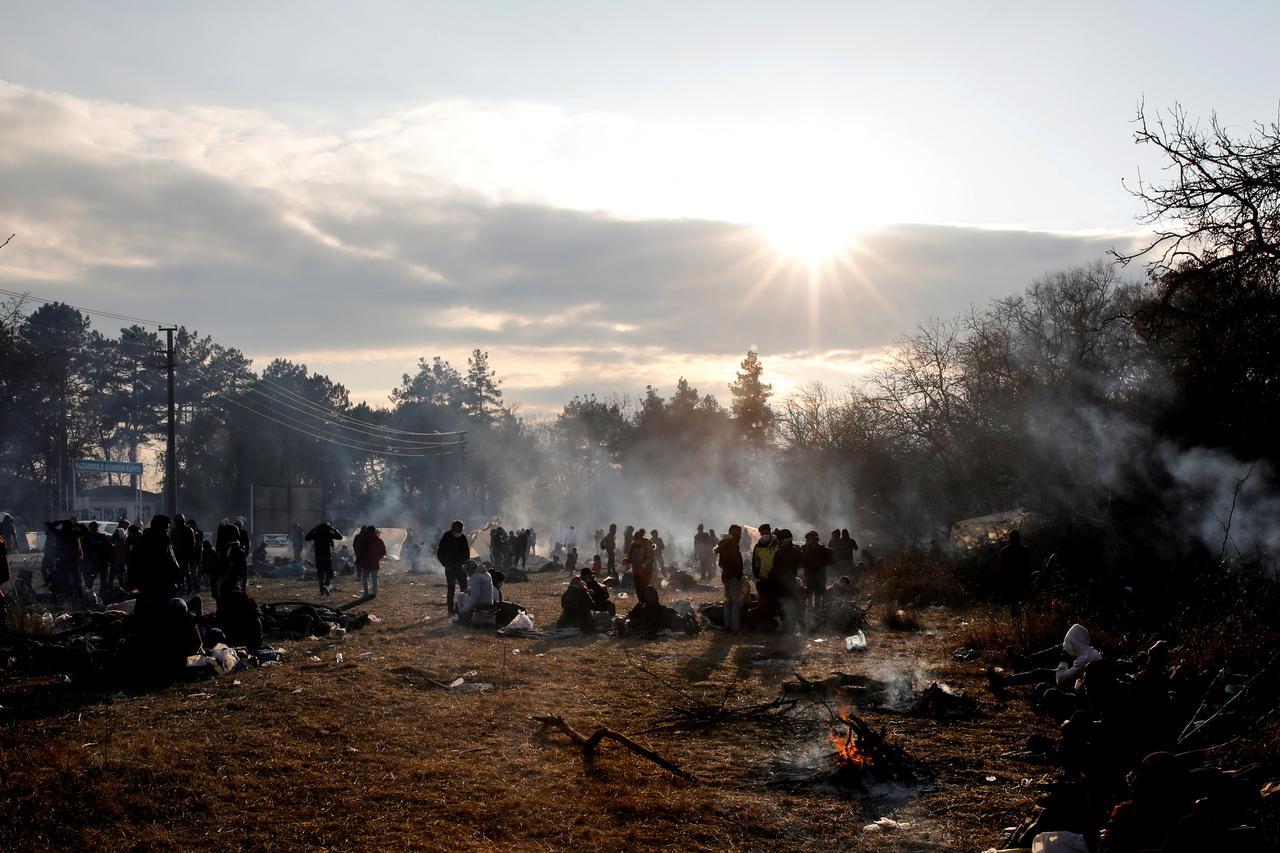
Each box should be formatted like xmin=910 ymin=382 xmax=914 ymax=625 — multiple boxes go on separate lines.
xmin=758 ymin=207 xmax=865 ymax=265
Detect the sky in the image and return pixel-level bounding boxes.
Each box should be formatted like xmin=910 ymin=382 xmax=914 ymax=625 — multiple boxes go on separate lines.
xmin=2 ymin=2 xmax=1278 ymax=412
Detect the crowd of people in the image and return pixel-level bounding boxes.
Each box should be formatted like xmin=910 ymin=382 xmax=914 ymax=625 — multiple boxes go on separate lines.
xmin=985 ymin=623 xmax=1267 ymax=850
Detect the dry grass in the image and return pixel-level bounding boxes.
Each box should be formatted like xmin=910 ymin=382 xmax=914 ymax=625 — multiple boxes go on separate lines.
xmin=2 ymin=570 xmax=1062 ymax=852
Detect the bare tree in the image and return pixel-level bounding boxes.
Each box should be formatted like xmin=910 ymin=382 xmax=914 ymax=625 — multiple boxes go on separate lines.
xmin=1116 ymin=102 xmax=1280 ymax=283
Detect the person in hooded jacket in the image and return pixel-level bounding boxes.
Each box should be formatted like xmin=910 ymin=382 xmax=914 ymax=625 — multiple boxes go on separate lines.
xmin=459 ymin=559 xmax=495 ymax=621
xmin=989 ymin=623 xmax=1103 ymax=692
xmin=358 ymin=526 xmax=387 ymax=597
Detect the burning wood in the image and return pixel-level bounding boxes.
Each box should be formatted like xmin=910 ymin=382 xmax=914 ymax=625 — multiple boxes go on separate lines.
xmin=825 ymin=708 xmax=927 ymax=787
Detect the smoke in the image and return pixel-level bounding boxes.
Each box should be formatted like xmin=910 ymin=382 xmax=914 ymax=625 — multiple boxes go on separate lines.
xmin=1026 ymin=398 xmax=1280 ymax=567
xmin=489 ymin=423 xmax=864 ymax=564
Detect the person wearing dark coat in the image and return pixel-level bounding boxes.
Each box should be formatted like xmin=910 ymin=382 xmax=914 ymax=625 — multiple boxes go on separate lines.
xmin=800 ymin=530 xmax=834 ymax=626
xmin=716 ymin=525 xmax=745 ymax=632
xmin=46 ymin=518 xmax=86 ymax=602
xmin=305 ymin=522 xmax=343 ymax=596
xmin=170 ymin=514 xmax=197 ymax=593
xmin=436 ymin=520 xmax=470 ymax=614
xmin=0 ymin=513 xmax=20 ymax=553
xmin=290 ymin=522 xmax=305 ymax=562
xmin=580 ymin=566 xmax=615 ymax=616
xmin=557 ymin=576 xmax=597 ymax=630
xmin=770 ymin=530 xmax=803 ymax=634
xmin=0 ymin=530 xmax=10 ymax=638
xmin=136 ymin=515 xmax=185 ymax=604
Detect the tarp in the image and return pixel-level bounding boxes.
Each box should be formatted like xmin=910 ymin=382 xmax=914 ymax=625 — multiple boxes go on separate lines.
xmin=949 ymin=508 xmax=1035 ymax=549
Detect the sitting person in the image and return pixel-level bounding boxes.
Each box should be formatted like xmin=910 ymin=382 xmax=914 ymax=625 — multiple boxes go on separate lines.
xmin=557 ymin=576 xmax=597 ymax=630
xmin=458 ymin=560 xmax=496 ymax=622
xmin=579 ymin=566 xmax=615 ymax=616
xmin=618 ymin=585 xmax=697 ymax=637
xmin=216 ymin=581 xmax=264 ymax=652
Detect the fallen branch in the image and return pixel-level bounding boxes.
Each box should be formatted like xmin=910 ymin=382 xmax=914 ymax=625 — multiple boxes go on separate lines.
xmin=531 ymin=714 xmax=698 ymax=783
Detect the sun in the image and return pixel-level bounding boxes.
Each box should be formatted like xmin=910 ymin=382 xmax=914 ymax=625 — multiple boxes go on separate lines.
xmin=758 ymin=205 xmax=865 ymax=266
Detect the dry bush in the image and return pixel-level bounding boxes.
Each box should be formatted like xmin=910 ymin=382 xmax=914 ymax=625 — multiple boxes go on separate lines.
xmin=958 ymin=606 xmax=1071 ymax=654
xmin=868 ymin=550 xmax=968 ymax=609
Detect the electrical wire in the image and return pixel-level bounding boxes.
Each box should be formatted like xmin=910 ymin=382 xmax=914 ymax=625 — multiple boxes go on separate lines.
xmin=251 ymin=373 xmax=466 ymax=437
xmin=0 ymin=286 xmax=172 ymax=327
xmin=185 ymin=374 xmax=465 ymax=457
xmin=231 ymin=381 xmax=463 ymax=447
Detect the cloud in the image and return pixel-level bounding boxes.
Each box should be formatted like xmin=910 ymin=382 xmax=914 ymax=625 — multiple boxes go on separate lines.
xmin=0 ymin=80 xmax=1145 ymax=411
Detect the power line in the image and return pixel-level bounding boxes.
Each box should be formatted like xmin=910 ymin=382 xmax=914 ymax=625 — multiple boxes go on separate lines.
xmin=252 ymin=373 xmax=467 ymax=437
xmin=232 ymin=381 xmax=464 ymax=447
xmin=186 ymin=374 xmax=465 ymax=457
xmin=0 ymin=287 xmax=172 ymax=328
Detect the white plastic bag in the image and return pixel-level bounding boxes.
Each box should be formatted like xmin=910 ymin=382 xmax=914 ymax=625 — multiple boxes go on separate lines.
xmin=845 ymin=630 xmax=868 ymax=651
xmin=1032 ymin=831 xmax=1089 ymax=853
xmin=501 ymin=611 xmax=535 ymax=633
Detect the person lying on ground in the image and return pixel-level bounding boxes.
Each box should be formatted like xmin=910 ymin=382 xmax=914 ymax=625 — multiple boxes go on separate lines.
xmin=989 ymin=623 xmax=1101 ymax=693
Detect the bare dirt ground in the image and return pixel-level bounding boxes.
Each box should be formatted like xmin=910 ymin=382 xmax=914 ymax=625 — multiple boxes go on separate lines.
xmin=2 ymin=567 xmax=1056 ymax=852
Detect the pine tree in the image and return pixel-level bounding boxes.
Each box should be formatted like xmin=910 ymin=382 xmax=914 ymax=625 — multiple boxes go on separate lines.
xmin=729 ymin=350 xmax=774 ymax=451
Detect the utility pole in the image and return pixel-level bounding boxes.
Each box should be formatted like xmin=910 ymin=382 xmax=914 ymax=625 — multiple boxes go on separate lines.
xmin=161 ymin=326 xmax=178 ymax=517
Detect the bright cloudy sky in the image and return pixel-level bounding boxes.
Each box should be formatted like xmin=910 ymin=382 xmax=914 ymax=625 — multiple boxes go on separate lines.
xmin=2 ymin=2 xmax=1278 ymax=411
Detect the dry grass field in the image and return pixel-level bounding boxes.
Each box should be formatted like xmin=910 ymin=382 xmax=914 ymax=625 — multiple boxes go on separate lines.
xmin=2 ymin=568 xmax=1060 ymax=852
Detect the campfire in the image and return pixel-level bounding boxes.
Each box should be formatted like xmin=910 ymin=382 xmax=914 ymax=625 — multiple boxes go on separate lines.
xmin=772 ymin=706 xmax=930 ymax=794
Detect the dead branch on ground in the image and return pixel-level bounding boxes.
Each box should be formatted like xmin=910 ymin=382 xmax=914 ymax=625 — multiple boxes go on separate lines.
xmin=531 ymin=714 xmax=698 ymax=783
xmin=623 ymin=649 xmax=800 ymax=731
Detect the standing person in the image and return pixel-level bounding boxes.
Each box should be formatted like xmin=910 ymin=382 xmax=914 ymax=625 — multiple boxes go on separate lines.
xmin=750 ymin=523 xmax=778 ymax=627
xmin=693 ymin=524 xmax=713 ymax=581
xmin=800 ymin=530 xmax=834 ymax=630
xmin=512 ymin=528 xmax=529 ymax=570
xmin=436 ymin=520 xmax=471 ymax=614
xmin=136 ymin=514 xmax=184 ymax=606
xmin=600 ymin=524 xmax=618 ymax=573
xmin=771 ymin=530 xmax=803 ymax=635
xmin=84 ymin=522 xmax=113 ymax=599
xmin=1000 ymin=529 xmax=1032 ymax=616
xmin=0 ymin=526 xmax=10 ymax=637
xmin=832 ymin=529 xmax=858 ymax=577
xmin=716 ymin=525 xmax=745 ymax=633
xmin=565 ymin=546 xmax=579 ymax=573
xmin=358 ymin=526 xmax=387 ymax=597
xmin=109 ymin=519 xmax=129 ymax=593
xmin=629 ymin=528 xmax=654 ymax=593
xmin=651 ymin=530 xmax=666 ymax=571
xmin=0 ymin=513 xmax=20 ymax=553
xmin=305 ymin=522 xmax=343 ymax=597
xmin=171 ymin=515 xmax=196 ymax=593
xmin=185 ymin=518 xmax=205 ymax=591
xmin=352 ymin=526 xmax=368 ymax=592
xmin=527 ymin=528 xmax=537 ymax=558
xmin=290 ymin=522 xmax=305 ymax=563
xmin=564 ymin=525 xmax=578 ymax=553
xmin=46 ymin=519 xmax=85 ymax=603
xmin=622 ymin=526 xmax=635 ymax=562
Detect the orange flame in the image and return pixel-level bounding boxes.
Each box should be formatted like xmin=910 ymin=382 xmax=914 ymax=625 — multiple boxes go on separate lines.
xmin=829 ymin=711 xmax=871 ymax=766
